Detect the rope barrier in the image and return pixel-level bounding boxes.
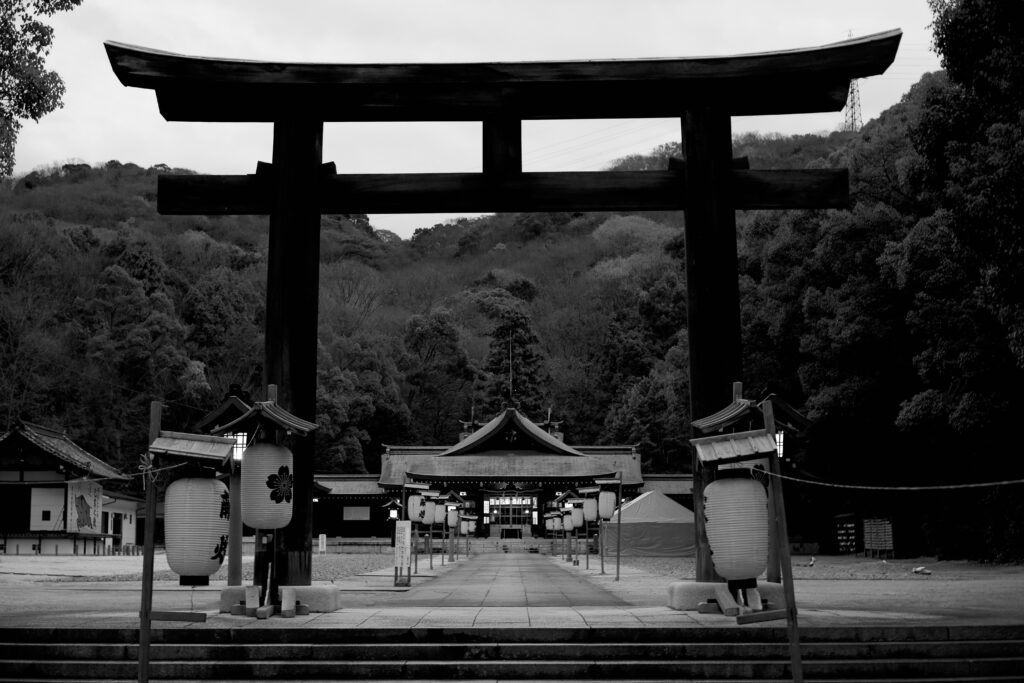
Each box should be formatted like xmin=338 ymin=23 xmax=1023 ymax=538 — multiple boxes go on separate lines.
xmin=749 ymin=466 xmax=1024 ymax=491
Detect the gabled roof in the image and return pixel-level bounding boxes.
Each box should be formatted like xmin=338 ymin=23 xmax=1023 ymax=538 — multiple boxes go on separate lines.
xmin=212 ymin=401 xmax=318 ymax=437
xmin=380 ymin=409 xmax=642 ymax=487
xmin=0 ymin=421 xmax=125 ymax=480
xmin=195 ymin=395 xmax=251 ymax=433
xmin=691 ymin=394 xmax=811 ymax=435
xmin=691 ymin=398 xmax=756 ymax=434
xmin=440 ymin=408 xmax=584 ymax=457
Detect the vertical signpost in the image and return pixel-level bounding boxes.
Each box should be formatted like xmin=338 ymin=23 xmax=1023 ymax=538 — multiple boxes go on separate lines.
xmin=394 ymin=520 xmax=412 ymax=587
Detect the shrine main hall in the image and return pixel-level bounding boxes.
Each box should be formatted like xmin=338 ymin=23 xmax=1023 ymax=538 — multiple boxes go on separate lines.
xmin=315 ymin=408 xmax=687 ymax=542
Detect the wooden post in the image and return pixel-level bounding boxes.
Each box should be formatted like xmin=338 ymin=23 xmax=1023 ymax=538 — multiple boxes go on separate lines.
xmin=228 ymin=456 xmax=243 ymax=586
xmin=265 ymin=120 xmax=323 ymax=591
xmin=138 ymin=400 xmax=161 ymax=683
xmin=682 ymin=108 xmax=743 ymax=583
xmin=615 ymin=475 xmax=622 ymax=581
xmin=764 ymin=401 xmax=804 ymax=682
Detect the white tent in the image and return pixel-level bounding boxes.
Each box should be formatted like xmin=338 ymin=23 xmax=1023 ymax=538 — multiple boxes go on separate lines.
xmin=604 ymin=490 xmax=695 ymax=557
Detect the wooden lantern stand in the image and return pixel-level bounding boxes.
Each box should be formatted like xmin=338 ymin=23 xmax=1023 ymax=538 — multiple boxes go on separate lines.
xmin=690 ymin=390 xmax=803 ymax=682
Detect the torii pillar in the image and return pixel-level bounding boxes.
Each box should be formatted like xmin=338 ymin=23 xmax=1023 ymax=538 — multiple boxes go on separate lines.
xmin=105 ymin=30 xmax=900 ymax=588
xmin=262 ymin=120 xmax=322 ymax=586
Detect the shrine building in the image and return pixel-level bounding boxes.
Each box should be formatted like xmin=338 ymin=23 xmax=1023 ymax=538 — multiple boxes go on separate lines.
xmin=196 ymin=388 xmax=692 ymax=543
xmin=313 ymin=408 xmax=692 ymax=541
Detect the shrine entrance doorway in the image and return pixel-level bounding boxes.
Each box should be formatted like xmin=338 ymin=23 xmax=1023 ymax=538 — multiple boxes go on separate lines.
xmin=486 ymin=495 xmax=538 ymax=539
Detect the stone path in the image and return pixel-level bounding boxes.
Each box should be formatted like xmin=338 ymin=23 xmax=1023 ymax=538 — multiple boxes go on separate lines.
xmin=380 ymin=552 xmax=627 ymax=608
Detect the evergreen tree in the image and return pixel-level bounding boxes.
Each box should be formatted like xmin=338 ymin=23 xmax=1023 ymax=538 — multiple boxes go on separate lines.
xmin=473 ymin=289 xmax=552 ymax=420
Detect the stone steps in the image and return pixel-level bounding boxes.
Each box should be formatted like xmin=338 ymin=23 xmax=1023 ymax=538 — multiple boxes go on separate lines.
xmin=1 ymin=625 xmax=1022 ymax=681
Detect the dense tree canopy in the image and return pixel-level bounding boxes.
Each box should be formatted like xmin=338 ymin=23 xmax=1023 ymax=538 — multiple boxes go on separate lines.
xmin=1 ymin=0 xmax=83 ymax=176
xmin=1 ymin=0 xmax=1021 ymax=559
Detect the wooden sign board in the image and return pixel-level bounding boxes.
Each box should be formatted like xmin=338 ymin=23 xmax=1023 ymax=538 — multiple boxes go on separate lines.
xmin=394 ymin=520 xmax=412 ymax=586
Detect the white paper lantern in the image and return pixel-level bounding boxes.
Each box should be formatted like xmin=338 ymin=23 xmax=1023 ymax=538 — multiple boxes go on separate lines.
xmin=704 ymin=477 xmax=770 ymax=581
xmin=571 ymin=507 xmax=584 ymax=528
xmin=446 ymin=508 xmax=459 ymax=527
xmin=422 ymin=500 xmax=436 ymax=524
xmin=583 ymin=498 xmax=598 ymax=522
xmin=407 ymin=494 xmax=423 ymax=521
xmin=165 ymin=477 xmax=230 ymax=578
xmin=552 ymin=516 xmax=563 ymax=531
xmin=434 ymin=502 xmax=446 ymax=524
xmin=562 ymin=511 xmax=574 ymax=529
xmin=460 ymin=520 xmax=469 ymax=535
xmin=468 ymin=520 xmax=477 ymax=534
xmin=598 ymin=491 xmax=616 ymax=520
xmin=242 ymin=443 xmax=294 ymax=529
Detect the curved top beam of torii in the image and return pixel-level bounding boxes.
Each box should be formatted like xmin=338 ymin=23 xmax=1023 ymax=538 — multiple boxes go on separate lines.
xmin=105 ymin=29 xmax=900 ymax=122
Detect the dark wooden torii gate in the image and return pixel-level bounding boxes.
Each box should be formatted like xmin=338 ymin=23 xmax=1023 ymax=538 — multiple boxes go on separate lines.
xmin=107 ymin=30 xmax=899 ymax=586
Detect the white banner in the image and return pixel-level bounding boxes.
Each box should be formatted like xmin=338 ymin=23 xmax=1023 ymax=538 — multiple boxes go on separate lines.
xmin=66 ymin=479 xmax=102 ymax=534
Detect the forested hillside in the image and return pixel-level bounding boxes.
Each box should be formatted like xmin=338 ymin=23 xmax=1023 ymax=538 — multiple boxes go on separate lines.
xmin=2 ymin=1 xmax=1021 ymax=559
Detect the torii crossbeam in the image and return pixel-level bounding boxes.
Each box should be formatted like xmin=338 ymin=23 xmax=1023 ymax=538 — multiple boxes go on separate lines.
xmin=107 ymin=29 xmax=900 ymax=587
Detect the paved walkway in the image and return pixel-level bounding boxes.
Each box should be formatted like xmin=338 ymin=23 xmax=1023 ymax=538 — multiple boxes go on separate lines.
xmin=388 ymin=553 xmax=626 ymax=608
xmin=1 ymin=552 xmax=1023 ymax=630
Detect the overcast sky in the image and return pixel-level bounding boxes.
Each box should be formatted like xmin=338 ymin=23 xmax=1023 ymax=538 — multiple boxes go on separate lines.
xmin=14 ymin=0 xmax=942 ymax=238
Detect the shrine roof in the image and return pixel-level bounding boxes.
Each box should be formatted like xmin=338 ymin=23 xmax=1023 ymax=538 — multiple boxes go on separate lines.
xmin=379 ymin=408 xmax=642 ymax=486
xmin=194 ymin=395 xmax=251 ymax=434
xmin=211 ymin=401 xmax=318 ymax=437
xmin=0 ymin=421 xmax=125 ymax=480
xmin=105 ymin=30 xmax=900 ymax=121
xmin=440 ymin=408 xmax=584 ymax=457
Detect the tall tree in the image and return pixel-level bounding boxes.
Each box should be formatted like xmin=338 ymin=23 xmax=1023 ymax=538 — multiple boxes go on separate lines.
xmin=401 ymin=308 xmax=477 ymax=444
xmin=473 ymin=288 xmax=552 ymax=420
xmin=1 ymin=0 xmax=83 ymax=176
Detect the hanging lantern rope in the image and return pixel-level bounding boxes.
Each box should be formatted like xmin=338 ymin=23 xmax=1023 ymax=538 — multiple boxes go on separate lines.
xmin=746 ymin=466 xmax=1024 ymax=491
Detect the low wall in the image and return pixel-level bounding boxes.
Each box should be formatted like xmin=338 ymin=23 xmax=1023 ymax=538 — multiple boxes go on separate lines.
xmin=240 ymin=537 xmax=393 ymax=555
xmin=0 ymin=537 xmax=141 ymax=556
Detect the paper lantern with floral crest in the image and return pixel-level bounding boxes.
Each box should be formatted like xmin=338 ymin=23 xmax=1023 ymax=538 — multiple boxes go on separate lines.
xmin=241 ymin=443 xmax=293 ymax=529
xmin=165 ymin=477 xmax=230 ymax=577
xmin=704 ymin=475 xmax=770 ymax=581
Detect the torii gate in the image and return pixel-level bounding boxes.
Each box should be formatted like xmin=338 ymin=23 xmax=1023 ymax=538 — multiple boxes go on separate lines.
xmin=106 ymin=30 xmax=900 ymax=586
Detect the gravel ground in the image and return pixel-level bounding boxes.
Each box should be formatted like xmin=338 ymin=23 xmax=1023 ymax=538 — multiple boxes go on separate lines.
xmin=0 ymin=552 xmax=394 ymax=583
xmin=3 ymin=551 xmax=1021 ymax=584
xmin=620 ymin=554 xmax=1024 ymax=581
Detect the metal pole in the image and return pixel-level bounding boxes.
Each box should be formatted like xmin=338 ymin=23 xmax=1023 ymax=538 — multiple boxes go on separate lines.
xmin=616 ymin=477 xmax=622 ymax=581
